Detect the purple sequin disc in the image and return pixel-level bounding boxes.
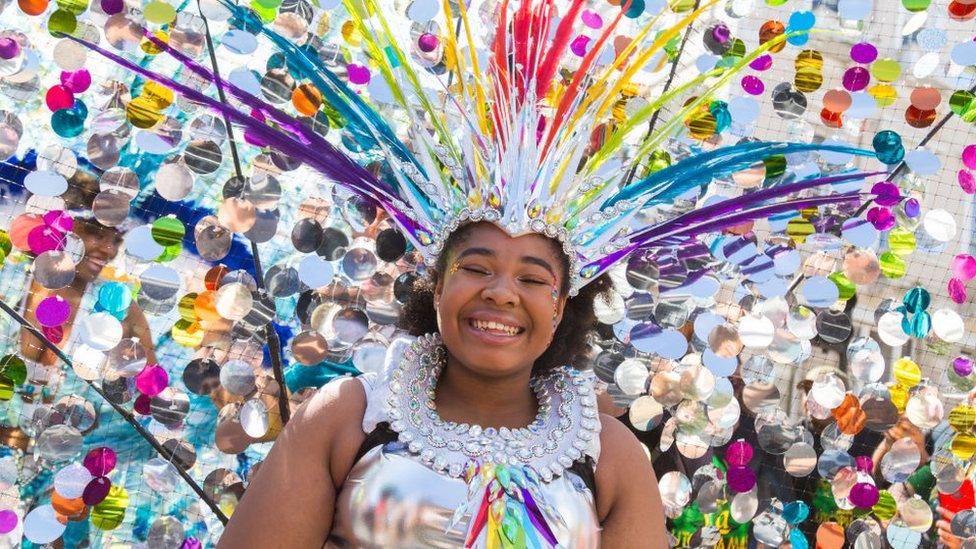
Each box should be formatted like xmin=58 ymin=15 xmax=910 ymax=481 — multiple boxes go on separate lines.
xmin=0 ymin=38 xmax=20 ymax=60
xmin=850 ymin=42 xmax=878 ymax=64
xmin=948 ymin=277 xmax=968 ymax=305
xmin=866 ymin=206 xmax=895 ymax=231
xmin=725 ymin=440 xmax=753 ymax=467
xmin=134 ymin=394 xmax=152 ymax=415
xmin=954 ymin=356 xmax=974 ymax=377
xmin=84 ymin=447 xmax=117 ymax=476
xmin=35 ymin=295 xmax=71 ymax=327
xmin=135 ymin=364 xmax=169 ymax=396
xmin=101 ymin=0 xmax=123 ymax=14
xmin=959 ymin=169 xmax=976 ymax=194
xmin=953 ymin=254 xmax=976 ymax=281
xmin=870 ymin=181 xmax=901 ymax=206
xmin=0 ymin=510 xmax=16 ymax=534
xmin=842 ymin=66 xmax=871 ymax=92
xmin=726 ymin=466 xmax=756 ymax=493
xmin=963 ymin=144 xmax=976 ymax=170
xmin=849 ymin=482 xmax=880 ymax=507
xmin=749 ymin=54 xmax=773 ymax=71
xmin=903 ymin=198 xmax=921 ymax=218
xmin=82 ymin=476 xmax=112 ymax=506
xmin=417 ymin=33 xmax=439 ymax=53
xmin=741 ymin=76 xmax=765 ymax=96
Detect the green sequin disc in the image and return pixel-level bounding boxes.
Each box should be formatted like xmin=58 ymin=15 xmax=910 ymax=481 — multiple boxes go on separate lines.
xmin=92 ymin=485 xmax=128 ymax=530
xmin=0 ymin=355 xmax=26 ymax=386
xmin=888 ymin=228 xmax=916 ymax=256
xmin=879 ymin=252 xmax=906 ymax=278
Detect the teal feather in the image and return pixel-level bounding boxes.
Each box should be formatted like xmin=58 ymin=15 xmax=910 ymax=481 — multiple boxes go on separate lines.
xmin=598 ymin=141 xmax=876 ymax=210
xmin=217 ymin=0 xmax=424 ymax=177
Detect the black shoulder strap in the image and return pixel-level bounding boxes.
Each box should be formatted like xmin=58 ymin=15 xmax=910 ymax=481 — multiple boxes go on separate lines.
xmin=353 ymin=421 xmax=399 ymax=463
xmin=568 ymin=455 xmax=598 ymax=499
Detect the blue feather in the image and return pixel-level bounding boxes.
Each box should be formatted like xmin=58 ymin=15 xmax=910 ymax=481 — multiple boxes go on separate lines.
xmin=599 ymin=141 xmax=877 ymax=210
xmin=219 ymin=0 xmax=424 ymax=178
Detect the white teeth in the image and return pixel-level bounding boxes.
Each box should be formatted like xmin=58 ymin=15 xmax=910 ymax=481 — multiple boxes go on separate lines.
xmin=472 ymin=319 xmax=519 ymax=335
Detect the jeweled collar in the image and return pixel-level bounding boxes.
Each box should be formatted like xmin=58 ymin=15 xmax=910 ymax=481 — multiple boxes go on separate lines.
xmin=381 ymin=333 xmax=602 ymax=481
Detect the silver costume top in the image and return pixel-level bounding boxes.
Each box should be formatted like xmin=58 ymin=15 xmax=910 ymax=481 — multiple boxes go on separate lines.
xmin=327 ymin=334 xmax=603 ymax=548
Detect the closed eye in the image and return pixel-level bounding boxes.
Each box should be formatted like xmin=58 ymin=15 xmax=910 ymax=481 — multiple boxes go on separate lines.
xmin=462 ymin=266 xmax=490 ymax=275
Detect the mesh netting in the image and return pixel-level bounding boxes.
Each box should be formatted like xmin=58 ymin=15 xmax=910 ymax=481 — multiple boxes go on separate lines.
xmin=0 ymin=0 xmax=975 ymax=547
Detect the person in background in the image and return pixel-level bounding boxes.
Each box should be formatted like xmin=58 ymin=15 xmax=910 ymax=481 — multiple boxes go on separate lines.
xmin=17 ymin=171 xmax=155 ymax=403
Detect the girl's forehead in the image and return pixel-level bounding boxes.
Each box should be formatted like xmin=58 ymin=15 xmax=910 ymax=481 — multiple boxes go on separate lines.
xmin=451 ymin=224 xmax=562 ymax=260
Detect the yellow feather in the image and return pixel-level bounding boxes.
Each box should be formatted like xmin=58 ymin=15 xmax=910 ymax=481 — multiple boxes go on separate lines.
xmin=592 ymin=0 xmax=721 ymax=123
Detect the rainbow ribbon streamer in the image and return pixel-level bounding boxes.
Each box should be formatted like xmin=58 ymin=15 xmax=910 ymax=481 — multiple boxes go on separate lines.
xmin=449 ymin=462 xmax=564 ymax=549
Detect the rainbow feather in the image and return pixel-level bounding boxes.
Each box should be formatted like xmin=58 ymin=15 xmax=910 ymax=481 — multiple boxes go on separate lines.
xmin=455 ymin=461 xmax=564 ymax=548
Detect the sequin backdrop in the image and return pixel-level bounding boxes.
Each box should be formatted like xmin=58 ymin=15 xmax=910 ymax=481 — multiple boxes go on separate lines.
xmin=0 ymin=0 xmax=975 ymax=546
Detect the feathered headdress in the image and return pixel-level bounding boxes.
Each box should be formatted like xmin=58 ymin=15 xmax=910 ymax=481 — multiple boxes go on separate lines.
xmin=67 ymin=0 xmax=884 ymax=294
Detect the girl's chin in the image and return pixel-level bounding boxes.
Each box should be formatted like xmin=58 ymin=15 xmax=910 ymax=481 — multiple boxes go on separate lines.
xmin=454 ymin=358 xmax=531 ymax=379
xmin=77 ymin=266 xmax=102 ymax=281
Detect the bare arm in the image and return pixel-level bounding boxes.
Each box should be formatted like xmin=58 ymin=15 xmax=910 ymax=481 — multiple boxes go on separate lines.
xmin=20 ymin=288 xmax=157 ymax=367
xmin=596 ymin=388 xmax=627 ymax=417
xmin=216 ymin=377 xmax=366 ymax=548
xmin=19 ymin=283 xmax=54 ymax=365
xmin=595 ymin=414 xmax=668 ymax=548
xmin=123 ymin=302 xmax=157 ymax=365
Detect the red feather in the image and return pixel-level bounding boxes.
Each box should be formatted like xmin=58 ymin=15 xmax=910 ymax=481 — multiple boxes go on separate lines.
xmin=525 ymin=1 xmax=553 ymax=94
xmin=492 ymin=0 xmax=512 ymax=147
xmin=493 ymin=0 xmax=512 ymax=102
xmin=540 ymin=1 xmax=632 ymax=159
xmin=535 ymin=0 xmax=585 ymax=100
xmin=513 ymin=0 xmax=533 ymax=102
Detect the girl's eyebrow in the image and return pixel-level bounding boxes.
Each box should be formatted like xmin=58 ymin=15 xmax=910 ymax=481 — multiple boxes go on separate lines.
xmin=454 ymin=247 xmax=494 ymax=261
xmin=520 ymin=256 xmax=556 ymax=278
xmin=456 ymin=247 xmax=556 ymax=278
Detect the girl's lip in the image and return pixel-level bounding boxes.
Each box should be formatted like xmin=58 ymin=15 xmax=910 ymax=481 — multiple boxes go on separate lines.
xmin=465 ymin=312 xmax=525 ymax=331
xmin=463 ymin=319 xmax=524 ymax=346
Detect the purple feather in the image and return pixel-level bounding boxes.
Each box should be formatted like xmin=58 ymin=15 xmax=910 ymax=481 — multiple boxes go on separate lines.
xmin=139 ymin=32 xmax=405 ymax=196
xmin=62 ymin=34 xmax=440 ymax=246
xmin=627 ymin=170 xmax=883 ymax=246
xmin=582 ymin=191 xmax=863 ymax=276
xmin=578 ymin=170 xmax=881 ymax=280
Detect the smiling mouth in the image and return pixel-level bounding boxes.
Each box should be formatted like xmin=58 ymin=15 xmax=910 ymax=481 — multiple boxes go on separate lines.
xmin=85 ymin=256 xmax=108 ymax=270
xmin=468 ymin=319 xmax=525 ymax=336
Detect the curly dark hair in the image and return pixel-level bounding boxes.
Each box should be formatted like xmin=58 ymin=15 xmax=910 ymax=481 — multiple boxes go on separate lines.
xmin=398 ymin=222 xmax=613 ymax=374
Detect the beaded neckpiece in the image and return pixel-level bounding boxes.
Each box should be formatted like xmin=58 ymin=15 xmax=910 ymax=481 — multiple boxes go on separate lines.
xmin=378 ymin=334 xmax=602 ymax=547
xmin=383 ymin=333 xmax=602 ymax=482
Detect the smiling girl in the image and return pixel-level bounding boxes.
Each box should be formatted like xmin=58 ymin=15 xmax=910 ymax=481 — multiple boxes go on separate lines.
xmin=218 ymin=222 xmax=667 ymax=548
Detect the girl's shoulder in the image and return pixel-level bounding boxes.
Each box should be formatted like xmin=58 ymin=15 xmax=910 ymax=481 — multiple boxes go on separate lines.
xmin=592 ymin=414 xmax=658 ymax=520
xmin=297 ymin=376 xmax=369 ymax=485
xmin=595 ymin=414 xmax=647 ymax=461
xmin=299 ymin=336 xmax=414 ymax=442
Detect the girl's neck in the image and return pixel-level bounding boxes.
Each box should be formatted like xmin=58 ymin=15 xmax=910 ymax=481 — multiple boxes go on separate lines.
xmin=433 ymin=354 xmax=537 ymax=430
xmin=69 ymin=277 xmax=94 ymax=294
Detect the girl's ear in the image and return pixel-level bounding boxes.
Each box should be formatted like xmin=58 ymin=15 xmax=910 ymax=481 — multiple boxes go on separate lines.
xmin=433 ymin=272 xmax=443 ymax=308
xmin=554 ymin=295 xmax=567 ymax=328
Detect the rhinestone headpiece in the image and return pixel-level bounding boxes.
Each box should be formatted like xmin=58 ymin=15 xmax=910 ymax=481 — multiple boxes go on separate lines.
xmin=77 ymin=0 xmax=882 ymax=296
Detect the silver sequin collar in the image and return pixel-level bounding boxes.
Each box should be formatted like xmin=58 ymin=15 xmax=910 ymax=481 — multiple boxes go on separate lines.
xmin=382 ymin=333 xmax=602 ymax=482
